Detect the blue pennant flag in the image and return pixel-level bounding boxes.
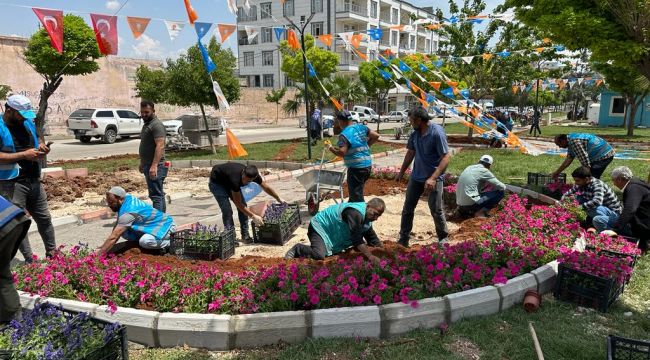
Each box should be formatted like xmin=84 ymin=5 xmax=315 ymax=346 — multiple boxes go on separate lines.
xmin=405 ymin=79 xmax=412 ymax=89
xmin=379 ymin=69 xmax=393 ymax=80
xmin=418 ymin=63 xmax=429 ymax=72
xmin=441 ymin=87 xmax=455 ymax=98
xmin=194 ymin=22 xmax=213 ymax=41
xmin=482 ymin=116 xmax=494 ymax=124
xmin=378 ymin=55 xmax=390 ymax=67
xmin=433 ymin=59 xmax=444 ymax=68
xmin=198 ymin=40 xmax=216 ymax=73
xmin=554 ymin=45 xmax=565 ymax=52
xmin=308 ymin=63 xmax=316 ymax=77
xmin=367 ymin=28 xmax=383 ymax=41
xmin=549 ymin=83 xmax=557 ymax=90
xmin=449 ymin=107 xmax=459 ymax=115
xmin=450 ymin=16 xmax=459 ymax=24
xmin=398 ymin=60 xmax=412 ymax=72
xmin=497 ymin=50 xmax=511 ymax=58
xmin=426 ymin=94 xmax=436 ymax=103
xmin=525 ymin=84 xmax=533 ymax=92
xmin=459 ymin=89 xmax=470 ymax=98
xmin=468 ymin=19 xmax=484 ymax=24
xmin=274 ymin=27 xmax=286 ymax=42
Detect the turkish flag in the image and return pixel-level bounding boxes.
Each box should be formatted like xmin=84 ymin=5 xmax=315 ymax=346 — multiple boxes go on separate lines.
xmin=90 ymin=13 xmax=118 ymax=55
xmin=32 ymin=8 xmax=64 ymax=54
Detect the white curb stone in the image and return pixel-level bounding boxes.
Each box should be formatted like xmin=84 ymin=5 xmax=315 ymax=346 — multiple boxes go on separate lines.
xmin=28 ymin=215 xmax=80 ymax=233
xmin=172 ymin=160 xmax=191 ymax=169
xmin=505 ymin=184 xmax=524 ymax=194
xmin=45 ymin=297 xmax=99 ymax=315
xmin=94 ymin=306 xmax=159 ymax=346
xmin=445 ymin=286 xmax=500 ymax=323
xmin=537 ymin=194 xmax=556 ymax=204
xmin=531 ymin=261 xmax=559 ymax=294
xmin=17 ymin=291 xmax=41 ymax=310
xmin=191 ymin=160 xmax=212 ymax=168
xmin=312 ymin=306 xmax=380 ymax=339
xmin=495 ymin=273 xmax=538 ymax=311
xmin=167 ymin=192 xmax=192 ymax=202
xmin=157 ymin=313 xmax=231 ymax=350
xmin=380 ymin=297 xmax=447 ymax=337
xmin=233 ymin=311 xmax=307 ymax=347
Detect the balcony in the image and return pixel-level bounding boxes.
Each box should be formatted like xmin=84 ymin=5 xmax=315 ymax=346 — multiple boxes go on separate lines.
xmin=336 ymin=2 xmax=369 ymax=22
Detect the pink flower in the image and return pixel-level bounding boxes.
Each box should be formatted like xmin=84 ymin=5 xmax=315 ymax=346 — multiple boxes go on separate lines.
xmin=310 ymin=295 xmax=320 ymax=305
xmin=373 ymin=295 xmax=382 ymax=305
xmin=290 ymin=292 xmax=298 ymax=301
xmin=106 ymin=300 xmax=117 ymax=314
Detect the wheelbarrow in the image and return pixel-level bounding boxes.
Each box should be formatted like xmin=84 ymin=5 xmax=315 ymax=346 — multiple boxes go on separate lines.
xmin=297 ymin=146 xmax=346 ymax=215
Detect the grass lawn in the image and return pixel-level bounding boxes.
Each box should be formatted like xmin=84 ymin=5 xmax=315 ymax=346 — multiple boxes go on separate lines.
xmin=532 ymin=125 xmax=650 ymax=142
xmin=130 ymin=255 xmax=650 ymax=360
xmin=379 ymin=122 xmax=471 ymax=136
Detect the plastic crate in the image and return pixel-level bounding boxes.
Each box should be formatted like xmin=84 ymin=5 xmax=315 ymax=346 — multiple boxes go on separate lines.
xmin=585 ymin=246 xmax=638 ymax=270
xmin=554 ymin=263 xmax=625 ymax=312
xmin=527 ymin=172 xmax=566 ymax=186
xmin=607 ymin=335 xmax=650 ymax=360
xmin=170 ymin=227 xmax=236 ymax=261
xmin=252 ymin=204 xmax=301 ymax=245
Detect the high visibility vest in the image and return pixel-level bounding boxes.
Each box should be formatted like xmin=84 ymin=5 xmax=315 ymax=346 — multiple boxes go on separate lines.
xmin=341 ymin=124 xmax=372 ymax=169
xmin=568 ymin=133 xmax=613 ymax=161
xmin=118 ymin=194 xmax=175 ymax=241
xmin=0 ymin=118 xmax=39 ymax=180
xmin=0 ymin=194 xmax=24 ymax=229
xmin=311 ymin=202 xmax=372 ymax=256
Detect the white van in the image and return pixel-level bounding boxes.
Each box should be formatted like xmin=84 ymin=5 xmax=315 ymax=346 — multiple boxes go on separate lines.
xmin=352 ymin=106 xmax=380 ymax=123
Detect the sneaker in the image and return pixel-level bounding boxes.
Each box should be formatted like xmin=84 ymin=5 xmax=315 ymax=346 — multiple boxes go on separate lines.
xmin=241 ymin=236 xmax=254 ymax=245
xmin=284 ymin=246 xmax=297 ymax=260
xmin=438 ymin=238 xmax=450 ymax=246
xmin=397 ymin=239 xmax=410 ymax=248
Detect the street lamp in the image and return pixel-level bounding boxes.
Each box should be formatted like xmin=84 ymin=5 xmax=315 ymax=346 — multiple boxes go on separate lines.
xmin=284 ymin=13 xmax=316 ymax=160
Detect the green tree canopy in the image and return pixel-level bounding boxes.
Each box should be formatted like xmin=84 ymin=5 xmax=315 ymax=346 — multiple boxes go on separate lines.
xmin=265 ymin=87 xmax=287 ymax=124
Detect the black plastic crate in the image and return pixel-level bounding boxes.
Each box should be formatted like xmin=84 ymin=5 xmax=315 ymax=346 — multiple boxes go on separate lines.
xmin=585 ymin=246 xmax=638 ymax=270
xmin=607 ymin=335 xmax=650 ymax=360
xmin=253 ymin=204 xmax=301 ymax=245
xmin=527 ymin=172 xmax=567 ymax=186
xmin=554 ymin=263 xmax=625 ymax=312
xmin=170 ymin=226 xmax=236 ymax=261
xmin=0 ymin=307 xmax=128 ymax=360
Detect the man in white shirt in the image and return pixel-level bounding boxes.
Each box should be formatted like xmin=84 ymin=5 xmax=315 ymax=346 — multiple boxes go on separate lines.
xmin=456 ymin=155 xmax=506 ymax=218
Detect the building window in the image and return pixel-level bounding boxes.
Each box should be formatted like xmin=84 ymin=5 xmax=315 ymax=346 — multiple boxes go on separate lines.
xmin=263 ymin=74 xmax=274 ymax=88
xmin=370 ymin=1 xmax=378 ymax=18
xmin=611 ymin=97 xmax=625 ymax=115
xmin=425 ymin=39 xmax=431 ymax=53
xmin=312 ymin=0 xmax=323 ymax=13
xmin=284 ymin=0 xmax=294 ymax=16
xmin=390 ymin=31 xmax=397 ymax=46
xmin=392 ymin=9 xmax=399 ymax=24
xmin=243 ymin=52 xmax=254 ymax=67
xmin=285 ymin=77 xmax=294 ymax=87
xmin=260 ymin=2 xmax=272 ymax=19
xmin=409 ymin=35 xmax=416 ymax=49
xmin=262 ymin=51 xmax=274 ymax=66
xmin=261 ymin=27 xmax=273 ymax=43
xmin=311 ymin=22 xmax=324 ymax=36
xmin=237 ymin=6 xmax=257 ymax=22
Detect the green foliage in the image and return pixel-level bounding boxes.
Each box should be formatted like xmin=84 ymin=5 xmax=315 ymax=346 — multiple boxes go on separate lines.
xmin=359 ymin=61 xmax=393 ymax=101
xmin=24 ymin=14 xmax=101 ymax=78
xmin=265 ymin=87 xmax=287 ymax=124
xmin=0 ymin=84 xmax=11 ymax=100
xmin=326 ymin=75 xmax=365 ymax=109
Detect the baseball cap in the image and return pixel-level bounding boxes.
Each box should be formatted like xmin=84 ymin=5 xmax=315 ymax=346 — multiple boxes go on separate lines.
xmin=479 ymin=154 xmax=494 ymax=165
xmin=107 ymin=186 xmax=127 ymax=198
xmin=6 ymin=94 xmax=36 ymax=119
xmin=336 ymin=110 xmax=353 ymax=121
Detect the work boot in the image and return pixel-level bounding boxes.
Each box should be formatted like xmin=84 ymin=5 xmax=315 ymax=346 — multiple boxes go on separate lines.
xmin=284 ymin=245 xmax=297 ymax=260
xmin=397 ymin=239 xmax=409 ymax=248
xmin=241 ymin=235 xmax=254 ymax=245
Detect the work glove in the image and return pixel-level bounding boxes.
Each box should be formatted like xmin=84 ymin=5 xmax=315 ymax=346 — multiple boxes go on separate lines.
xmin=324 ymin=140 xmax=332 ymax=150
xmin=251 ymin=214 xmax=264 ymax=226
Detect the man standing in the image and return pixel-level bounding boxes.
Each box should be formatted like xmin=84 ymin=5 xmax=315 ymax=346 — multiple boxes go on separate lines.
xmin=529 ymin=109 xmax=542 ymax=136
xmin=396 ymin=107 xmax=450 ymax=246
xmin=139 ymin=100 xmax=167 ymax=212
xmin=209 ymin=163 xmax=285 ymax=243
xmin=97 ymin=186 xmax=175 ymax=255
xmin=284 ymin=198 xmax=385 ymax=265
xmin=0 ymin=94 xmax=56 ymax=262
xmin=610 ymin=166 xmax=649 ymax=252
xmin=0 ymin=195 xmax=31 ymax=324
xmin=551 ymin=133 xmax=615 ymax=179
xmin=456 ymin=155 xmax=506 ymax=218
xmin=562 ymin=166 xmax=622 ymax=233
xmin=327 ymin=110 xmax=380 ymax=202
xmin=310 ymin=107 xmax=322 ymax=146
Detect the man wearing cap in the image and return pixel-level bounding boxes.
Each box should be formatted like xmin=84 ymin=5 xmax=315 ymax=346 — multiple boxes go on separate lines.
xmin=456 ymin=155 xmax=506 ymax=218
xmin=0 ymin=94 xmax=56 ymax=262
xmin=97 ymin=186 xmax=176 ymax=255
xmin=551 ymin=133 xmax=615 ymax=179
xmin=396 ymin=106 xmax=450 ymax=246
xmin=327 ymin=110 xmax=380 ymax=202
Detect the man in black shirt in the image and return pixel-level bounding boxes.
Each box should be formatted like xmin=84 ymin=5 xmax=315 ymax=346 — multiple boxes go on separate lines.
xmin=0 ymin=95 xmax=56 ymax=262
xmin=209 ymin=163 xmax=285 ymax=243
xmin=139 ymin=100 xmax=168 ymax=212
xmin=611 ymin=166 xmax=650 ymax=252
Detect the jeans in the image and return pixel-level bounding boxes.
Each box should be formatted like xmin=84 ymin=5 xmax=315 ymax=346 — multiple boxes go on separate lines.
xmin=458 ymin=190 xmax=505 ymax=216
xmin=0 ymin=179 xmax=56 ymax=260
xmin=347 ymin=167 xmax=371 ymax=203
xmin=590 ymin=157 xmax=613 ymax=179
xmin=290 ymin=224 xmax=327 ymax=260
xmin=529 ymin=120 xmax=541 ymax=136
xmin=136 ymin=228 xmax=173 ymax=249
xmin=399 ymin=179 xmax=448 ymax=245
xmin=143 ymin=162 xmax=168 ymax=213
xmin=209 ymin=181 xmax=250 ymax=239
xmin=587 ymin=206 xmax=619 ymax=233
xmin=0 ymin=213 xmax=30 ymax=322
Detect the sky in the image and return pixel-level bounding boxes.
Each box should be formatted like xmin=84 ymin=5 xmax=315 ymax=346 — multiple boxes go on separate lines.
xmin=0 ymin=0 xmax=504 ymax=61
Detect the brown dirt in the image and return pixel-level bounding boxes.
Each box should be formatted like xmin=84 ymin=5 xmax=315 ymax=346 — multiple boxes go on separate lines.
xmin=446 ymin=135 xmax=491 ymax=145
xmin=49 ymin=154 xmax=139 ymax=167
xmin=273 ymin=139 xmax=301 ymax=161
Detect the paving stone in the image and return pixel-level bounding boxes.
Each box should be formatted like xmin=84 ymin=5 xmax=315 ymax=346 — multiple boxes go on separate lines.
xmin=496 ymin=273 xmax=537 ymax=311
xmin=445 ymin=286 xmax=500 ymax=323
xmin=95 ymin=306 xmax=159 ymax=347
xmin=233 ymin=311 xmax=307 ymax=347
xmin=172 ymin=160 xmax=191 ymax=169
xmin=191 ymin=160 xmax=212 ymax=168
xmin=157 ymin=313 xmax=231 ymax=350
xmin=312 ymin=306 xmax=380 ymax=339
xmin=380 ymin=297 xmax=447 ymax=337
xmin=531 ymin=261 xmax=559 ymax=294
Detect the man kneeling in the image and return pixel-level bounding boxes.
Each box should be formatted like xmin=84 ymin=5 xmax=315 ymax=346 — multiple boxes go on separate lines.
xmin=285 ymin=198 xmax=385 ymax=265
xmin=98 ymin=186 xmax=176 ymax=255
xmin=456 ymin=155 xmax=506 ymax=218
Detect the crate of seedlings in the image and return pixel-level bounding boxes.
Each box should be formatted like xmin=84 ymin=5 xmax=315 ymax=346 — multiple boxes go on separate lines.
xmin=252 ymin=203 xmax=301 ymax=245
xmin=606 ymin=335 xmax=650 ymax=360
xmin=170 ymin=224 xmax=236 ymax=261
xmin=527 ymin=172 xmax=566 ymax=186
xmin=554 ymin=263 xmax=627 ymax=312
xmin=0 ymin=302 xmax=128 ymax=360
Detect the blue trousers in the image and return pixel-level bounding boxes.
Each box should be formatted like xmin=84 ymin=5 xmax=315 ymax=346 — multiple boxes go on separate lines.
xmin=587 ymin=206 xmax=619 ymax=233
xmin=458 ymin=190 xmax=505 ymax=215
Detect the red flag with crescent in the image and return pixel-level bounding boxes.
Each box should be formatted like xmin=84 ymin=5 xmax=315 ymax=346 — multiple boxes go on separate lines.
xmin=90 ymin=13 xmax=118 ymax=55
xmin=33 ymin=8 xmax=64 ymax=54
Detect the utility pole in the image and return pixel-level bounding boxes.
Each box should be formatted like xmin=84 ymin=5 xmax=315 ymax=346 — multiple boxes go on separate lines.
xmin=534 ymin=60 xmax=542 ymax=127
xmin=285 ymin=13 xmax=315 ymax=160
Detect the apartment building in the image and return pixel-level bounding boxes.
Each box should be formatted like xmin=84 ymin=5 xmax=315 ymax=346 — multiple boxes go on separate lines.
xmin=236 ymin=0 xmax=440 ymax=88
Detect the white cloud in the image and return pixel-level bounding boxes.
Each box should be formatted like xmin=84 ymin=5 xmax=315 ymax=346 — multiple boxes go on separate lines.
xmin=131 ymin=34 xmax=164 ymax=58
xmin=105 ymin=0 xmax=121 ymax=10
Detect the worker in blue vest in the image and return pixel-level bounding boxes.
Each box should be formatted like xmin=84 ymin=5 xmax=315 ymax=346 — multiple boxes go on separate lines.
xmin=284 ymin=198 xmax=385 ymax=265
xmin=0 ymin=194 xmax=31 ymax=324
xmin=552 ymin=133 xmax=615 ymax=179
xmin=0 ymin=94 xmax=56 ymax=262
xmin=327 ymin=110 xmax=380 ymax=202
xmin=97 ymin=186 xmax=176 ymax=255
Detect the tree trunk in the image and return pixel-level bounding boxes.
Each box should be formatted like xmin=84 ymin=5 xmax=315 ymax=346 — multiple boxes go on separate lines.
xmin=35 ymin=77 xmax=63 ymax=137
xmin=199 ymin=103 xmax=217 ymax=155
xmin=626 ymin=95 xmax=642 ymax=137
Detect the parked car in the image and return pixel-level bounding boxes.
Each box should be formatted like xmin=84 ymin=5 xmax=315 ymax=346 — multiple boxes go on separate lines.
xmin=352 ymin=106 xmax=380 ymax=123
xmin=163 ymin=118 xmax=184 ymax=136
xmin=66 ymin=108 xmax=142 ymax=144
xmin=164 ymin=114 xmax=224 ymax=137
xmin=350 ymin=111 xmax=369 ymax=124
xmin=385 ymin=111 xmax=408 ymax=122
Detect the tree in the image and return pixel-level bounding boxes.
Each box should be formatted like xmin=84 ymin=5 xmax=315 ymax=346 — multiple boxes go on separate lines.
xmin=265 ymin=87 xmax=287 ymax=124
xmin=326 ymin=75 xmax=365 ymax=110
xmin=359 ymin=61 xmax=394 ymax=129
xmin=24 ymin=14 xmax=102 ymax=136
xmin=282 ymin=84 xmax=304 ymax=117
xmin=135 ymin=37 xmax=240 ymax=154
xmin=0 ymin=85 xmax=11 ymax=100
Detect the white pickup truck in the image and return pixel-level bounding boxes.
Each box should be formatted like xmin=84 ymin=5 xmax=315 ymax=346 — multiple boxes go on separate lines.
xmin=66 ymin=108 xmax=142 ymax=144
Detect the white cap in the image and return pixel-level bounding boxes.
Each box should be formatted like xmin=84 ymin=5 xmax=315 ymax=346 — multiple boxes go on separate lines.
xmin=6 ymin=94 xmax=36 ymax=119
xmin=107 ymin=186 xmax=127 ymax=198
xmin=479 ymin=154 xmax=494 ymax=165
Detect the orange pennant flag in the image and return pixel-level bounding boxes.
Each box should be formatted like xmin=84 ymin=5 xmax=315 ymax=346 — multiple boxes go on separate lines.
xmin=126 ymin=17 xmax=151 ymax=39
xmin=330 ymin=97 xmax=343 ymax=111
xmin=409 ymin=81 xmax=420 ymax=93
xmin=184 ymin=0 xmax=199 ymax=24
xmin=409 ymin=55 xmax=419 ymax=61
xmin=429 ymin=81 xmax=441 ymax=90
xmin=595 ymin=79 xmax=603 ymax=87
xmin=350 ymin=33 xmax=362 ymax=49
xmin=390 ymin=25 xmax=405 ymax=31
xmin=470 ymin=107 xmax=480 ymax=118
xmin=218 ymin=24 xmax=236 ymax=43
xmin=535 ymin=47 xmax=545 ymax=53
xmin=353 ymin=48 xmax=367 ymax=61
xmin=446 ymin=81 xmax=458 ymax=87
xmin=426 ymin=24 xmax=442 ymax=30
xmin=419 ymin=89 xmax=427 ymax=100
xmin=226 ymin=128 xmax=248 ymax=159
xmin=482 ymin=53 xmax=493 ymax=61
xmin=452 ymin=87 xmax=460 ymax=96
xmin=317 ymin=34 xmax=332 ymax=47
xmin=512 ymin=85 xmax=518 ymax=94
xmin=417 ymin=98 xmax=429 ymax=108
xmin=287 ymin=29 xmax=300 ymax=50
xmin=542 ymin=37 xmax=551 ymax=44
xmin=423 ymin=55 xmax=430 ymax=62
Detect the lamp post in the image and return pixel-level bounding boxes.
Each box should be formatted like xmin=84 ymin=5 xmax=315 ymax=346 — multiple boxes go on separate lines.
xmin=533 ymin=60 xmax=542 ymax=131
xmin=285 ymin=13 xmax=315 ymax=160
